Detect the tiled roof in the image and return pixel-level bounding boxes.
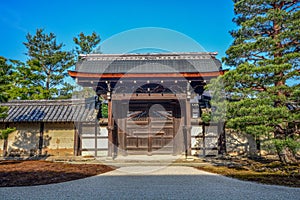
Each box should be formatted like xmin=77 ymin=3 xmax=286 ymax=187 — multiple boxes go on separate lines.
xmin=0 ymin=99 xmax=98 ymax=123
xmin=76 ymin=52 xmax=222 ymax=74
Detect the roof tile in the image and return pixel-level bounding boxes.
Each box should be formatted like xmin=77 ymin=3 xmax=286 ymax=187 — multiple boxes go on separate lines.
xmin=76 ymin=53 xmax=222 ymax=74
xmin=0 ymin=99 xmax=98 ymax=123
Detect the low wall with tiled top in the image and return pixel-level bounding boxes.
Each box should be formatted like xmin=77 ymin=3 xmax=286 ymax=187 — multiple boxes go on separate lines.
xmin=0 ymin=122 xmax=75 ymax=157
xmin=43 ymin=123 xmax=74 ymax=156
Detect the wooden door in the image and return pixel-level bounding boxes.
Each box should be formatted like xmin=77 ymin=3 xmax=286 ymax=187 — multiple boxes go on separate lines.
xmin=125 ymin=108 xmax=174 ymax=154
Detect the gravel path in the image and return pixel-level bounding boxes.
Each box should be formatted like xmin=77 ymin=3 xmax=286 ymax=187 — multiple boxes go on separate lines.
xmin=1 ymin=166 xmax=299 ymax=200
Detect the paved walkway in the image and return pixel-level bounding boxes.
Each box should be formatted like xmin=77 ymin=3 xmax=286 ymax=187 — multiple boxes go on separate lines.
xmin=1 ymin=166 xmax=299 ymax=200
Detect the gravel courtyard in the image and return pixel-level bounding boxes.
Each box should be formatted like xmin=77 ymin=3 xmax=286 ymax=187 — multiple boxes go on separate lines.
xmin=1 ymin=166 xmax=299 ymax=200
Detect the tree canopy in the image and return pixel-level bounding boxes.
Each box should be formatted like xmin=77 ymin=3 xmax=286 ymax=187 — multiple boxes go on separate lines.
xmin=0 ymin=57 xmax=16 ymax=156
xmin=73 ymin=32 xmax=101 ymax=56
xmin=221 ymin=0 xmax=300 ymax=161
xmin=21 ymin=29 xmax=75 ymax=99
xmin=0 ymin=56 xmax=12 ymax=117
xmin=7 ymin=29 xmax=101 ymax=100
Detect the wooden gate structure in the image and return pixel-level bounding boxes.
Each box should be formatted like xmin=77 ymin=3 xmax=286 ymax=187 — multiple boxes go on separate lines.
xmin=69 ymin=52 xmax=225 ymax=157
xmin=116 ymin=100 xmax=184 ymax=155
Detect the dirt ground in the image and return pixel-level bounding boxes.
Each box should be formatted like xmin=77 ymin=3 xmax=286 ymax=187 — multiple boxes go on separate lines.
xmin=0 ymin=160 xmax=115 ymax=187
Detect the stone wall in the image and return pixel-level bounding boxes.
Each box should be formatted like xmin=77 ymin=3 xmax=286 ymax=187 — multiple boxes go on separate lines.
xmin=226 ymin=130 xmax=262 ymax=156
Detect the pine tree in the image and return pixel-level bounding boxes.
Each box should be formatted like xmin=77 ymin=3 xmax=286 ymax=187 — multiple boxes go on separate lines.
xmin=73 ymin=32 xmax=101 ymax=56
xmin=9 ymin=60 xmax=46 ymax=100
xmin=0 ymin=57 xmax=11 ymax=116
xmin=22 ymin=29 xmax=75 ymax=99
xmin=72 ymin=32 xmax=102 ymax=105
xmin=53 ymin=32 xmax=101 ymax=99
xmin=0 ymin=56 xmax=16 ymax=156
xmin=223 ymin=0 xmax=300 ymax=161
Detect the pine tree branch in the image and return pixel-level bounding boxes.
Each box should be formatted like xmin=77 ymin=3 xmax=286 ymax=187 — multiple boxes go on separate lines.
xmin=252 ymin=53 xmax=267 ymax=60
xmin=282 ymin=40 xmax=299 ymax=48
xmin=282 ymin=0 xmax=299 ymax=12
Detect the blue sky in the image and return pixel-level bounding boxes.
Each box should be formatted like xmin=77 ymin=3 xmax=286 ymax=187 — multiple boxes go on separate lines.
xmin=0 ymin=0 xmax=235 ymax=64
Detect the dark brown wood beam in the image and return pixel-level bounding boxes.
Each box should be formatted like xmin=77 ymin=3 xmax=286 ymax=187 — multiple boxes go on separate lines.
xmin=38 ymin=122 xmax=44 ymax=156
xmin=112 ymin=93 xmax=187 ymax=100
xmin=68 ymin=70 xmax=224 ymax=79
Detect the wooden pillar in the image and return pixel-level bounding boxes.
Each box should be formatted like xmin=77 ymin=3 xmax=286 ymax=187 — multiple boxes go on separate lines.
xmin=73 ymin=123 xmax=79 ymax=156
xmin=185 ymin=100 xmax=192 ymax=157
xmin=78 ymin=123 xmax=82 ymax=155
xmin=73 ymin=122 xmax=82 ymax=156
xmin=202 ymin=124 xmax=206 ymax=156
xmin=148 ymin=116 xmax=152 ymax=155
xmin=106 ymin=81 xmax=115 ymax=157
xmin=118 ymin=101 xmax=127 ymax=156
xmin=73 ymin=123 xmax=78 ymax=156
xmin=113 ymin=120 xmax=118 ymax=158
xmin=107 ymin=96 xmax=114 ymax=157
xmin=172 ymin=101 xmax=179 ymax=155
xmin=38 ymin=122 xmax=44 ymax=156
xmin=184 ymin=83 xmax=192 ymax=157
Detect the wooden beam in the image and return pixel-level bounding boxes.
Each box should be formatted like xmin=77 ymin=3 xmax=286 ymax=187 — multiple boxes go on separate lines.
xmin=112 ymin=93 xmax=187 ymax=100
xmin=68 ymin=70 xmax=224 ymax=79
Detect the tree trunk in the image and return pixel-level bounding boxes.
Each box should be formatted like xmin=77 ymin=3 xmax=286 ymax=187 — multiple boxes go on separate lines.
xmin=46 ymin=74 xmax=51 ymax=99
xmin=246 ymin=134 xmax=258 ymax=158
xmin=255 ymin=136 xmax=261 ymax=156
xmin=272 ymin=5 xmax=285 ymax=90
xmin=218 ymin=122 xmax=226 ymax=155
